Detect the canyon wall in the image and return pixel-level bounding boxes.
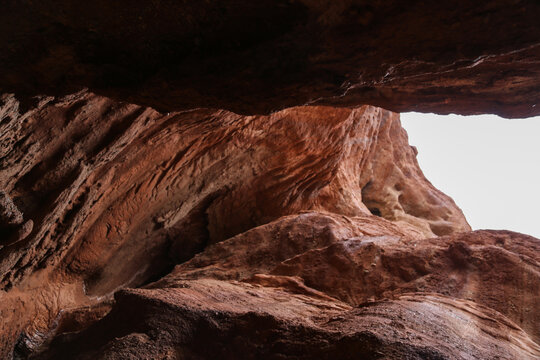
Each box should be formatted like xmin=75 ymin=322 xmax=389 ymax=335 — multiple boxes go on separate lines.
xmin=0 ymin=1 xmax=539 ymax=359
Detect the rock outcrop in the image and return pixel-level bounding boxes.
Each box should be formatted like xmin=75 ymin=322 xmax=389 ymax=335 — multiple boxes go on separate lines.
xmin=0 ymin=90 xmax=538 ymax=359
xmin=34 ymin=282 xmax=540 ymax=360
xmin=2 ymin=1 xmax=540 ymax=117
xmin=1 ymin=1 xmax=539 ymax=359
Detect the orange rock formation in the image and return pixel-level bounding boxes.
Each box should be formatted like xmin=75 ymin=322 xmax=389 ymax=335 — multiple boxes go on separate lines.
xmin=0 ymin=1 xmax=539 ymax=359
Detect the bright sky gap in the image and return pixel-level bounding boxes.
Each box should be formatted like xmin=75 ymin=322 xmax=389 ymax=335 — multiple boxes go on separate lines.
xmin=401 ymin=112 xmax=540 ymax=239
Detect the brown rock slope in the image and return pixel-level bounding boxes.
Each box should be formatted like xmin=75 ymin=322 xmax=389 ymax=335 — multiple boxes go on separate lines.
xmin=0 ymin=90 xmax=539 ymax=359
xmin=30 ymin=222 xmax=540 ymax=359
xmin=33 ymin=282 xmax=540 ymax=360
xmin=155 ymin=218 xmax=540 ymax=343
xmin=0 ymin=91 xmax=476 ymax=357
xmin=2 ymin=1 xmax=540 ymax=117
xmin=25 ymin=217 xmax=540 ymax=359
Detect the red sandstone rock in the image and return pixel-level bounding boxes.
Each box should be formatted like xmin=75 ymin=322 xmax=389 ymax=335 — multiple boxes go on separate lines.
xmin=1 ymin=4 xmax=540 ymax=354
xmin=0 ymin=87 xmax=538 ymax=359
xmin=0 ymin=90 xmax=474 ymax=357
xmin=152 ymin=213 xmax=540 ymax=345
xmin=31 ymin=280 xmax=540 ymax=359
xmin=0 ymin=91 xmax=468 ymax=289
xmin=1 ymin=1 xmax=540 ymax=117
xmin=0 ymin=88 xmax=538 ymax=358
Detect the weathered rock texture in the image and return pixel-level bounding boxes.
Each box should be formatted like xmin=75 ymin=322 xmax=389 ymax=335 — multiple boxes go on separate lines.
xmin=34 ymin=283 xmax=540 ymax=360
xmin=0 ymin=90 xmax=538 ymax=359
xmin=1 ymin=1 xmax=540 ymax=359
xmin=2 ymin=1 xmax=540 ymax=117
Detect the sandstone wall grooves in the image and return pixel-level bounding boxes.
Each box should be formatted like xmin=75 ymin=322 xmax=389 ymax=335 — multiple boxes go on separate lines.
xmin=0 ymin=91 xmax=469 ymax=292
xmin=0 ymin=90 xmax=484 ymax=357
xmin=0 ymin=90 xmax=538 ymax=359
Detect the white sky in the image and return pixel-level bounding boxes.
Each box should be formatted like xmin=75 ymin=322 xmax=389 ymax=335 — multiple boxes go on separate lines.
xmin=401 ymin=112 xmax=540 ymax=239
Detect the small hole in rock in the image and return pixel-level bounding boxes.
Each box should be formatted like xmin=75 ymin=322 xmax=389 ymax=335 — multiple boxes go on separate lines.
xmin=369 ymin=208 xmax=381 ymax=217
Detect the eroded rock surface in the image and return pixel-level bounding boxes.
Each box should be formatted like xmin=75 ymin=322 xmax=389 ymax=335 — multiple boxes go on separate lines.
xmin=0 ymin=91 xmax=469 ymax=291
xmin=2 ymin=2 xmax=540 ymax=353
xmin=32 ymin=282 xmax=540 ymax=360
xmin=28 ymin=218 xmax=539 ymax=359
xmin=0 ymin=191 xmax=34 ymax=247
xmin=0 ymin=89 xmax=538 ymax=359
xmin=2 ymin=1 xmax=540 ymax=117
xmin=160 ymin=219 xmax=540 ymax=343
xmin=0 ymin=90 xmax=478 ymax=358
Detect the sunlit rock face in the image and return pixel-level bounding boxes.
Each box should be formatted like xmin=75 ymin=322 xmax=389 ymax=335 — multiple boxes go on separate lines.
xmin=1 ymin=1 xmax=540 ymax=359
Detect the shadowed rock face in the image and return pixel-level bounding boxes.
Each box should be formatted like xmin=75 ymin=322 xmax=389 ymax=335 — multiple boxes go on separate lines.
xmin=1 ymin=1 xmax=540 ymax=359
xmin=2 ymin=1 xmax=540 ymax=117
